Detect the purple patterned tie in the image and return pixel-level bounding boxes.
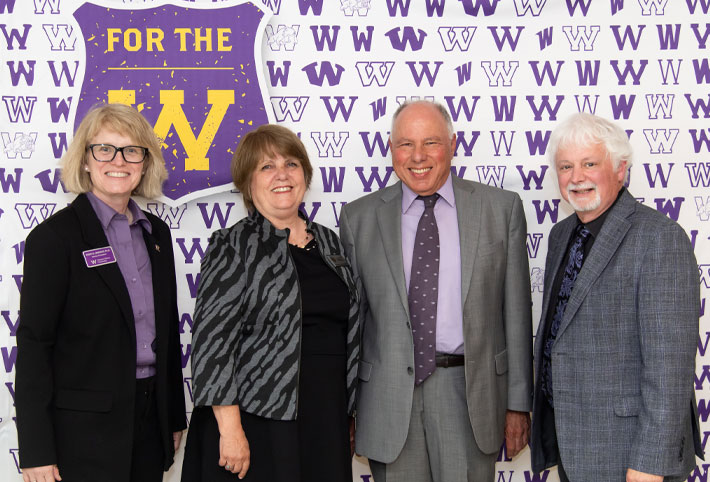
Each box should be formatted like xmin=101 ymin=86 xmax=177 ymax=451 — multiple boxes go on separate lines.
xmin=409 ymin=194 xmax=440 ymax=385
xmin=540 ymin=223 xmax=591 ymax=406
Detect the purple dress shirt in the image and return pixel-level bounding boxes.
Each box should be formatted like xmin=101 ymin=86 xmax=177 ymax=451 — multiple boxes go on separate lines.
xmin=87 ymin=192 xmax=157 ymax=378
xmin=402 ymin=174 xmax=464 ymax=355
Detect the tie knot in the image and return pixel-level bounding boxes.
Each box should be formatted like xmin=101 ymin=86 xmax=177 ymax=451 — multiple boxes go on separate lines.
xmin=575 ymin=223 xmax=591 ymax=240
xmin=418 ymin=193 xmax=439 ymax=210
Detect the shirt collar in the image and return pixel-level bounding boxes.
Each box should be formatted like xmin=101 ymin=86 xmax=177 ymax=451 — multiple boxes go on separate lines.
xmin=577 ymin=187 xmax=625 ymax=238
xmin=401 ymin=173 xmax=455 ymax=214
xmin=247 ymin=207 xmax=311 ymax=240
xmin=86 ymin=191 xmax=152 ymax=233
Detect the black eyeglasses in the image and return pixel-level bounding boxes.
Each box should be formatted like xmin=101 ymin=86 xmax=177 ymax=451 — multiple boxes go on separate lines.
xmin=87 ymin=144 xmax=148 ymax=164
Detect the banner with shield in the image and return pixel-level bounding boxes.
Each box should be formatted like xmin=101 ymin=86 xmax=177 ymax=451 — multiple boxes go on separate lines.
xmin=73 ymin=0 xmax=272 ymax=204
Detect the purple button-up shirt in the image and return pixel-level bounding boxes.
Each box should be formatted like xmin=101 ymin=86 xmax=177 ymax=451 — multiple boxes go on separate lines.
xmin=401 ymin=174 xmax=464 ymax=355
xmin=87 ymin=192 xmax=157 ymax=378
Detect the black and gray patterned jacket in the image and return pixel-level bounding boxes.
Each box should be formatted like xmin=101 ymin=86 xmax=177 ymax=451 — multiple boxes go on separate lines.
xmin=190 ymin=208 xmax=360 ymax=419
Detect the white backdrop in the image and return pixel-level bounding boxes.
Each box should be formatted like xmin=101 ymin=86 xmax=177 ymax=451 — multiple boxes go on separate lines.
xmin=0 ymin=0 xmax=709 ymax=481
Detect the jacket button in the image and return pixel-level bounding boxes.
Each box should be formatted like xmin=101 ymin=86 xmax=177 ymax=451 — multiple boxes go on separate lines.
xmin=407 ymin=367 xmax=413 ymax=375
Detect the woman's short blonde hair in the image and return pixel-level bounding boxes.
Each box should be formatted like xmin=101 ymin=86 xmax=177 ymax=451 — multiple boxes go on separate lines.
xmin=61 ymin=103 xmax=168 ymax=199
xmin=231 ymin=124 xmax=313 ymax=212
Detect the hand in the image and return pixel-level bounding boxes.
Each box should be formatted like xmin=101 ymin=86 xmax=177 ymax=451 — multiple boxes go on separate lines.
xmin=22 ymin=464 xmax=62 ymax=482
xmin=626 ymin=468 xmax=663 ymax=482
xmin=504 ymin=410 xmax=530 ymax=458
xmin=349 ymin=417 xmax=356 ymax=458
xmin=173 ymin=430 xmax=184 ymax=452
xmin=219 ymin=429 xmax=250 ymax=479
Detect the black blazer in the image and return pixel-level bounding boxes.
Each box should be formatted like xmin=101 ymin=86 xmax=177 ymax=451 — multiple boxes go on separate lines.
xmin=16 ymin=193 xmax=186 ymax=481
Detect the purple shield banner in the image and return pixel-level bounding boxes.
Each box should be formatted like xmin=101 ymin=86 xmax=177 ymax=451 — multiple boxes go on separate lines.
xmin=73 ymin=1 xmax=271 ymax=204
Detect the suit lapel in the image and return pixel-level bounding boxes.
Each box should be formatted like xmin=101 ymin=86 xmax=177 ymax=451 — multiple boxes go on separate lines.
xmin=538 ymin=218 xmax=576 ymax=330
xmin=376 ymin=183 xmax=410 ymax=316
xmin=452 ymin=176 xmax=481 ymax=306
xmin=534 ymin=217 xmax=575 ymax=359
xmin=73 ymin=194 xmax=136 ymax=341
xmin=556 ymin=191 xmax=635 ymax=339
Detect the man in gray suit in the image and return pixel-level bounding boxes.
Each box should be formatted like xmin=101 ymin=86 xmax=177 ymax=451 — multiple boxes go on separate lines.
xmin=340 ymin=100 xmax=533 ymax=481
xmin=530 ymin=113 xmax=703 ymax=481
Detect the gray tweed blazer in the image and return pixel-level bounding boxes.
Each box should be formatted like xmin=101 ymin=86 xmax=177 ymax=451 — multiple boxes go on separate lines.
xmin=531 ymin=189 xmax=703 ymax=480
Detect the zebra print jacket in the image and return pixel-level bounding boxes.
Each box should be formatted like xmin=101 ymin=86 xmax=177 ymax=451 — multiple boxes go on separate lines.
xmin=190 ymin=208 xmax=360 ymax=419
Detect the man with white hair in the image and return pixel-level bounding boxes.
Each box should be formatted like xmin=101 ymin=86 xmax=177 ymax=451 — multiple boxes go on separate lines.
xmin=341 ymin=100 xmax=533 ymax=481
xmin=530 ymin=113 xmax=703 ymax=481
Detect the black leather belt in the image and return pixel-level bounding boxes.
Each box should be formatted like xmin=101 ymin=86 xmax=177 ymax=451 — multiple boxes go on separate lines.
xmin=435 ymin=354 xmax=464 ymax=368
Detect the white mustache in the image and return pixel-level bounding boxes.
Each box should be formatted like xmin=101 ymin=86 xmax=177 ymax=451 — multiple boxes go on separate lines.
xmin=567 ymin=182 xmax=597 ymax=193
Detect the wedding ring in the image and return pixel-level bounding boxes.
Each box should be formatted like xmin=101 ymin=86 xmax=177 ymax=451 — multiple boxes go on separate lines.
xmin=225 ymin=465 xmax=232 ymax=470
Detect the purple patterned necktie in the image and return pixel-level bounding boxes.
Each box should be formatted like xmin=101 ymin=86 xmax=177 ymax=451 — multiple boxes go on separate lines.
xmin=541 ymin=223 xmax=591 ymax=406
xmin=409 ymin=194 xmax=440 ymax=385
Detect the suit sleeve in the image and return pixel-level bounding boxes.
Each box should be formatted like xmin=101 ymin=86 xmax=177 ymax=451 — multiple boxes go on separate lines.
xmin=339 ymin=206 xmax=369 ymax=342
xmin=503 ymin=193 xmax=534 ymax=412
xmin=158 ymin=224 xmax=187 ymax=432
xmin=16 ymin=223 xmax=69 ymax=468
xmin=629 ymin=224 xmax=699 ymax=474
xmin=190 ymin=230 xmax=246 ymax=407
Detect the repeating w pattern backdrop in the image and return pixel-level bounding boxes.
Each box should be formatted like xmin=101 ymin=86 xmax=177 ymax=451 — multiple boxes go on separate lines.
xmin=0 ymin=0 xmax=708 ymax=480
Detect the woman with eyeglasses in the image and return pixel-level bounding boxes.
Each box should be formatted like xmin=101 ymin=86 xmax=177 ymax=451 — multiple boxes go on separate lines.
xmin=15 ymin=103 xmax=186 ymax=482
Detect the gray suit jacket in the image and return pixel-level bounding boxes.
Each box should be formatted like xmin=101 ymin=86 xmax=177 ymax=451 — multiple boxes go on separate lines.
xmin=340 ymin=175 xmax=533 ymax=463
xmin=530 ymin=189 xmax=703 ymax=480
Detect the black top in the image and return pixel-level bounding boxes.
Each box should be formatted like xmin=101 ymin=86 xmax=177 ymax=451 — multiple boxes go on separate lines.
xmin=289 ymin=239 xmax=350 ymax=355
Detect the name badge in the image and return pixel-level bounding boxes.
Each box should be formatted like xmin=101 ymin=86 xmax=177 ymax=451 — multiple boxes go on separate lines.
xmin=83 ymin=246 xmax=117 ymax=268
xmin=327 ymin=254 xmax=348 ymax=267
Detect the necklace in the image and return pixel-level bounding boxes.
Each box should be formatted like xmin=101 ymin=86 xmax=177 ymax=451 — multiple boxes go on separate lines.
xmin=290 ymin=218 xmax=312 ymax=248
xmin=303 ymin=238 xmax=317 ymax=251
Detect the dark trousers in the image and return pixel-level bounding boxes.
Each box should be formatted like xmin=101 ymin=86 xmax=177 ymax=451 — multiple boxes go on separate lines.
xmin=540 ymin=398 xmax=570 ymax=482
xmin=130 ymin=376 xmax=165 ymax=482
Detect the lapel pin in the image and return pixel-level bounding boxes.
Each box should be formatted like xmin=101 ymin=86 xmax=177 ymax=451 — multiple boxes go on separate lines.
xmin=155 ymin=244 xmax=160 ymax=253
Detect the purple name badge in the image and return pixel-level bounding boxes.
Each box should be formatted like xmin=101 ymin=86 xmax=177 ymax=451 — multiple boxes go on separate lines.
xmin=83 ymin=246 xmax=117 ymax=268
